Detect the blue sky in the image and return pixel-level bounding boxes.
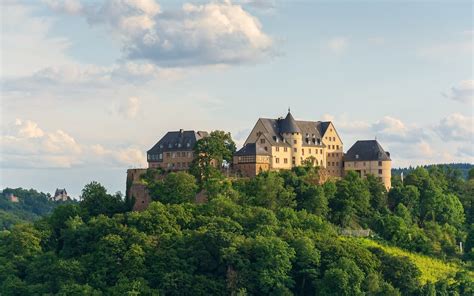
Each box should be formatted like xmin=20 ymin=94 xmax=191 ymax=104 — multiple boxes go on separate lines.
xmin=1 ymin=0 xmax=472 ymax=197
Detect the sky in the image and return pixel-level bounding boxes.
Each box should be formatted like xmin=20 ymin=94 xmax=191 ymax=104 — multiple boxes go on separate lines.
xmin=1 ymin=0 xmax=473 ymax=197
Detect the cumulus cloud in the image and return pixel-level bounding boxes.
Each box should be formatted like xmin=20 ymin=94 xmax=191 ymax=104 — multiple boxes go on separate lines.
xmin=14 ymin=119 xmax=45 ymax=138
xmin=2 ymin=62 xmax=183 ymax=95
xmin=118 ymin=96 xmax=141 ymax=119
xmin=0 ymin=119 xmax=146 ymax=169
xmin=442 ymin=80 xmax=474 ymax=103
xmin=371 ymin=116 xmax=428 ymax=142
xmin=327 ymin=37 xmax=348 ymax=54
xmin=44 ymin=0 xmax=273 ymax=67
xmin=435 ymin=113 xmax=473 ymax=142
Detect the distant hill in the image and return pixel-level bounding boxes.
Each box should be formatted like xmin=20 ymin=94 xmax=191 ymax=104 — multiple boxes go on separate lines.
xmin=392 ymin=163 xmax=473 ymax=179
xmin=0 ymin=188 xmax=76 ymax=229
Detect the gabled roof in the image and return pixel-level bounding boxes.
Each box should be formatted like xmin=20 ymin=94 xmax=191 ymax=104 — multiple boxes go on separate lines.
xmin=279 ymin=112 xmax=302 ymax=134
xmin=344 ymin=140 xmax=391 ymax=161
xmin=147 ymin=130 xmax=208 ymax=155
xmin=235 ymin=143 xmax=270 ymax=156
xmin=255 ymin=117 xmax=326 ymax=147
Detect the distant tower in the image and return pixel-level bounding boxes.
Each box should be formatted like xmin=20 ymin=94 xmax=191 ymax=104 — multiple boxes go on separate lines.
xmin=279 ymin=110 xmax=302 ymax=167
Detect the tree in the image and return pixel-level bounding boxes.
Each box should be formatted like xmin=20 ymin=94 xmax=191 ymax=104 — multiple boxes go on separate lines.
xmin=149 ymin=172 xmax=198 ymax=204
xmin=189 ymin=130 xmax=236 ymax=182
xmin=80 ymin=182 xmax=125 ymax=218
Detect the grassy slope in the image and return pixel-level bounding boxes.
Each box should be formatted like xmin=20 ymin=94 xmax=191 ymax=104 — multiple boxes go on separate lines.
xmin=350 ymin=238 xmax=473 ymax=284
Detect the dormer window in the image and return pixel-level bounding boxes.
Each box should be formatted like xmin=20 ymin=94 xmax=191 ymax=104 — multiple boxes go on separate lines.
xmin=168 ymin=143 xmax=172 ymax=148
xmin=178 ymin=143 xmax=182 ymax=148
xmin=159 ymin=144 xmax=163 ymax=148
xmin=355 ymin=154 xmax=359 ymax=159
xmin=186 ymin=143 xmax=190 ymax=147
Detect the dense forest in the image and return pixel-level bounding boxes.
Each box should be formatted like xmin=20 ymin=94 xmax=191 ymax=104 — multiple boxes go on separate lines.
xmin=0 ymin=133 xmax=473 ymax=295
xmin=0 ymin=188 xmax=74 ymax=230
xmin=392 ymin=163 xmax=473 ymax=180
xmin=1 ymin=165 xmax=473 ymax=295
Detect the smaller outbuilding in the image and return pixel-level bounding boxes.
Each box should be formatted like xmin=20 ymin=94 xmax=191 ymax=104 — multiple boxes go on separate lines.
xmin=343 ymin=140 xmax=392 ymax=189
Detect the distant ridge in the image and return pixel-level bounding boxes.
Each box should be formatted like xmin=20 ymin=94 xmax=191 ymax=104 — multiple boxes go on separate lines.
xmin=392 ymin=163 xmax=473 ymax=179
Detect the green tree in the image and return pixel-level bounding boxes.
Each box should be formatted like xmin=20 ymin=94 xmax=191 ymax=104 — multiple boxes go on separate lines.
xmin=80 ymin=182 xmax=125 ymax=218
xmin=189 ymin=130 xmax=236 ymax=182
xmin=149 ymin=172 xmax=198 ymax=204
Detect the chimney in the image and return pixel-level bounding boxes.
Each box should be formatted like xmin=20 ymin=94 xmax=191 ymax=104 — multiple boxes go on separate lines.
xmin=179 ymin=129 xmax=184 ymax=134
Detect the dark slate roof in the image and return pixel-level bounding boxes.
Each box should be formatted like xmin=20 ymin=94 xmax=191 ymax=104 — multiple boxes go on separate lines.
xmin=55 ymin=188 xmax=67 ymax=196
xmin=147 ymin=130 xmax=208 ymax=155
xmin=279 ymin=112 xmax=302 ymax=134
xmin=257 ymin=117 xmax=326 ymax=147
xmin=235 ymin=143 xmax=270 ymax=156
xmin=344 ymin=140 xmax=391 ymax=161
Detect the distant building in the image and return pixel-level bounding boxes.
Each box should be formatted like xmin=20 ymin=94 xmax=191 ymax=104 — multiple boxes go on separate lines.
xmin=343 ymin=140 xmax=392 ymax=189
xmin=233 ymin=110 xmax=392 ymax=189
xmin=5 ymin=193 xmax=19 ymax=203
xmin=53 ymin=188 xmax=69 ymax=201
xmin=147 ymin=129 xmax=209 ymax=170
xmin=234 ymin=110 xmax=344 ymax=177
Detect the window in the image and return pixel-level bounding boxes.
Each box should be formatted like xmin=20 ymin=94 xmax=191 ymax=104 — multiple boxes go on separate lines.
xmin=276 ymin=147 xmax=280 ymax=152
xmin=284 ymin=158 xmax=288 ymax=164
xmin=178 ymin=143 xmax=182 ymax=148
xmin=292 ymin=157 xmax=295 ymax=164
xmin=293 ymin=139 xmax=297 ymax=144
xmin=260 ymin=139 xmax=266 ymax=144
xmin=336 ymin=162 xmax=339 ymax=166
xmin=355 ymin=154 xmax=359 ymax=159
xmin=336 ymin=145 xmax=339 ymax=150
xmin=378 ymin=161 xmax=382 ymax=166
xmin=379 ymin=169 xmax=383 ymax=175
xmin=320 ymin=149 xmax=323 ymax=154
xmin=168 ymin=144 xmax=172 ymax=148
xmin=320 ymin=160 xmax=323 ymax=165
xmin=172 ymin=153 xmax=176 ymax=158
xmin=166 ymin=152 xmax=171 ymax=157
xmin=333 ymin=137 xmax=336 ymax=141
xmin=294 ymin=148 xmax=297 ymax=152
xmin=332 ymin=145 xmax=335 ymax=150
xmin=302 ymin=149 xmax=305 ymax=155
xmin=159 ymin=153 xmax=163 ymax=160
xmin=332 ymin=162 xmax=335 ymax=166
xmin=159 ymin=144 xmax=163 ymax=148
xmin=264 ymin=146 xmax=268 ymax=151
xmin=363 ymin=162 xmax=366 ymax=167
xmin=327 ymin=161 xmax=330 ymax=166
xmin=284 ymin=147 xmax=288 ymax=152
xmin=309 ymin=149 xmax=312 ymax=154
xmin=276 ymin=158 xmax=280 ymax=164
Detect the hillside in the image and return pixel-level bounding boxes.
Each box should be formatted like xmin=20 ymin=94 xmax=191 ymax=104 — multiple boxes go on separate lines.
xmin=0 ymin=188 xmax=74 ymax=229
xmin=353 ymin=238 xmax=473 ymax=285
xmin=1 ymin=165 xmax=473 ymax=295
xmin=392 ymin=163 xmax=473 ymax=179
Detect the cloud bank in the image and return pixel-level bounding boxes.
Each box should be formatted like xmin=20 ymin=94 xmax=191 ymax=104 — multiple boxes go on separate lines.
xmin=45 ymin=0 xmax=274 ymax=67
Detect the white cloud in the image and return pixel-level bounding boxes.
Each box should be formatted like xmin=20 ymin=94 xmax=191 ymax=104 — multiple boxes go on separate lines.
xmin=442 ymin=80 xmax=474 ymax=104
xmin=435 ymin=113 xmax=473 ymax=142
xmin=15 ymin=119 xmax=45 ymax=138
xmin=371 ymin=116 xmax=428 ymax=142
xmin=118 ymin=96 xmax=141 ymax=119
xmin=2 ymin=62 xmax=183 ymax=96
xmin=45 ymin=0 xmax=273 ymax=67
xmin=0 ymin=119 xmax=146 ymax=169
xmin=327 ymin=37 xmax=348 ymax=54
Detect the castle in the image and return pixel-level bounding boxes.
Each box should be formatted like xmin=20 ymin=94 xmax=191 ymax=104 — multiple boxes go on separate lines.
xmin=231 ymin=110 xmax=391 ymax=189
xmin=130 ymin=110 xmax=392 ymax=210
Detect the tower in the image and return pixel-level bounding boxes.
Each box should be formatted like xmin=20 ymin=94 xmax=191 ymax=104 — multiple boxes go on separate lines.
xmin=279 ymin=110 xmax=302 ymax=167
